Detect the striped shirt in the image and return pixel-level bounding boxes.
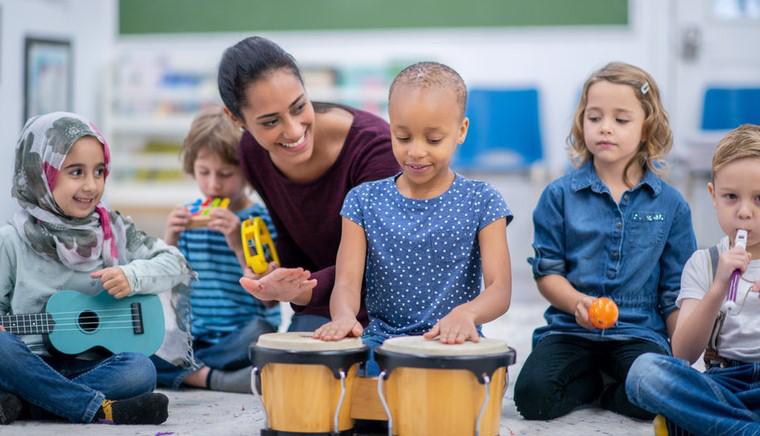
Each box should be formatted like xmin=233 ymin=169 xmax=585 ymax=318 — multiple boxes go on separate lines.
xmin=178 ymin=203 xmax=280 ymax=343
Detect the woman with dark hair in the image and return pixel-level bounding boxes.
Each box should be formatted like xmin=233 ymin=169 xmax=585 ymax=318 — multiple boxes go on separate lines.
xmin=218 ymin=36 xmax=399 ymax=332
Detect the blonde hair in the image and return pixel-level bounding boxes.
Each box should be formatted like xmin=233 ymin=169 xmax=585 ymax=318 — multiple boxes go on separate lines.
xmin=712 ymin=124 xmax=760 ymax=178
xmin=568 ymin=62 xmax=672 ymax=186
xmin=180 ymin=105 xmax=242 ymax=175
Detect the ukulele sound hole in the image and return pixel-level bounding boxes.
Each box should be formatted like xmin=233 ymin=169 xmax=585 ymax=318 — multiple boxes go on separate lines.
xmin=78 ymin=310 xmax=99 ymax=333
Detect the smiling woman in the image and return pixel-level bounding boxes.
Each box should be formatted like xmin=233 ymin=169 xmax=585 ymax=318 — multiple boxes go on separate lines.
xmin=217 ymin=36 xmax=399 ymax=332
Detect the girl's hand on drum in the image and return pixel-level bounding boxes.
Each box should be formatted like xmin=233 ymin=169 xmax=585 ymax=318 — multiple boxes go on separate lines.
xmin=424 ymin=308 xmax=479 ymax=344
xmin=574 ymin=295 xmax=596 ymax=330
xmin=240 ymin=267 xmax=317 ymax=305
xmin=313 ymin=317 xmax=363 ymax=341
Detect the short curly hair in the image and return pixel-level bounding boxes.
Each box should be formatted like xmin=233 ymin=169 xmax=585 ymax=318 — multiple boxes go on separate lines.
xmin=568 ymin=62 xmax=672 ymax=186
xmin=180 ymin=105 xmax=241 ymax=175
xmin=389 ymin=61 xmax=467 ymax=119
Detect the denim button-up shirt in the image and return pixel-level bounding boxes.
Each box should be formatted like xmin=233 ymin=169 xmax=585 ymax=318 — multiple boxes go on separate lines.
xmin=529 ymin=162 xmax=697 ymax=353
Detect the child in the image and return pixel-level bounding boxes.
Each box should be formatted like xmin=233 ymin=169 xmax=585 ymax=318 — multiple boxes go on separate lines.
xmin=513 ymin=62 xmax=697 ymax=420
xmin=313 ymin=62 xmax=512 ymax=375
xmin=153 ymin=106 xmax=280 ymax=393
xmin=626 ymin=124 xmax=760 ymax=435
xmin=0 ymin=112 xmax=194 ymax=425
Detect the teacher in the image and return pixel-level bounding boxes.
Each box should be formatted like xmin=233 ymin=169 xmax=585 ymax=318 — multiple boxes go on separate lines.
xmin=218 ymin=36 xmax=399 ymax=331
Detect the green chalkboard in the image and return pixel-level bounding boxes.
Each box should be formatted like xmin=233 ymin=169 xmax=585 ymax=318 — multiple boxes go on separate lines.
xmin=119 ymin=0 xmax=628 ymax=34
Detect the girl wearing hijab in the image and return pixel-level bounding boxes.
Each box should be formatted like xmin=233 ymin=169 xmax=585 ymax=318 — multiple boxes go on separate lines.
xmin=0 ymin=112 xmax=194 ymax=426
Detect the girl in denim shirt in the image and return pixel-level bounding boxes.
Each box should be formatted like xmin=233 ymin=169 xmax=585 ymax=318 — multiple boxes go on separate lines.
xmin=513 ymin=62 xmax=697 ymax=420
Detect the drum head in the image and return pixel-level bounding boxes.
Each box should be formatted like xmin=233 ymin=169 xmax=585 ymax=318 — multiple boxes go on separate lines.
xmin=256 ymin=332 xmax=364 ymax=352
xmin=375 ymin=336 xmax=515 ymax=382
xmin=380 ymin=336 xmax=509 ymax=356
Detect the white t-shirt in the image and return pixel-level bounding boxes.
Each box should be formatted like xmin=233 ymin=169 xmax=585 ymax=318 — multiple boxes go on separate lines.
xmin=678 ymin=236 xmax=760 ymax=362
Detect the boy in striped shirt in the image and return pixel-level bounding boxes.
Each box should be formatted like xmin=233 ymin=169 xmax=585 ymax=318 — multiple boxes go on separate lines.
xmin=153 ymin=106 xmax=279 ymax=393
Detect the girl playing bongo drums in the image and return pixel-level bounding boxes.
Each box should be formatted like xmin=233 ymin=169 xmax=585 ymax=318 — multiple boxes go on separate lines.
xmin=314 ymin=62 xmax=512 ymax=375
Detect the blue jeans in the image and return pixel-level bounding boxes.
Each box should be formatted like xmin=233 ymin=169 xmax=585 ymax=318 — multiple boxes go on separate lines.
xmin=287 ymin=313 xmax=330 ymax=332
xmin=151 ymin=318 xmax=275 ymax=389
xmin=0 ymin=332 xmax=156 ymax=423
xmin=626 ymin=353 xmax=760 ymax=435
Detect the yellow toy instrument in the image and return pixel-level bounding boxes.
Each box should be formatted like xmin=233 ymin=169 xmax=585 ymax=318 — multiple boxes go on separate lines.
xmin=242 ymin=216 xmax=280 ymax=274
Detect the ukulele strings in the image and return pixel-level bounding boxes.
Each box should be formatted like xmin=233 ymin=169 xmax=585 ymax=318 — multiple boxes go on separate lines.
xmin=4 ymin=308 xmax=149 ymax=331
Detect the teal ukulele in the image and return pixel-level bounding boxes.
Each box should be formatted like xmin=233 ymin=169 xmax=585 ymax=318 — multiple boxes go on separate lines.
xmin=0 ymin=290 xmax=164 ymax=356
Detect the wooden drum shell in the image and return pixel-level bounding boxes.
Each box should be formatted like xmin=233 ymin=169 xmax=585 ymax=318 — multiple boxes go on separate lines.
xmin=251 ymin=332 xmax=367 ymax=434
xmin=383 ymin=365 xmax=507 ymax=436
xmin=260 ymin=362 xmax=360 ymax=433
xmin=376 ymin=337 xmax=516 ymax=436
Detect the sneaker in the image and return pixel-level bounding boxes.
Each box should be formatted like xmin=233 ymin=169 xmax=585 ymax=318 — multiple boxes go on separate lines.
xmin=654 ymin=415 xmax=694 ymax=436
xmin=97 ymin=392 xmax=169 ymax=425
xmin=0 ymin=392 xmax=22 ymax=425
xmin=653 ymin=415 xmax=669 ymax=436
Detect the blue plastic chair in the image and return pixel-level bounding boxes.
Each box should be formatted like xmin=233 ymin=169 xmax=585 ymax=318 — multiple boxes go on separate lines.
xmin=701 ymin=87 xmax=760 ymax=131
xmin=453 ymin=88 xmax=543 ymax=171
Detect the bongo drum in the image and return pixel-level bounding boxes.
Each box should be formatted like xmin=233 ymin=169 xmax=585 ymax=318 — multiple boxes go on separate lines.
xmin=250 ymin=332 xmax=368 ymax=435
xmin=375 ymin=336 xmax=516 ymax=436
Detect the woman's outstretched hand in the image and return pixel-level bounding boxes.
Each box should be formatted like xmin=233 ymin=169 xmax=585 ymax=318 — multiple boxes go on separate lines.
xmin=240 ymin=266 xmax=316 ymax=305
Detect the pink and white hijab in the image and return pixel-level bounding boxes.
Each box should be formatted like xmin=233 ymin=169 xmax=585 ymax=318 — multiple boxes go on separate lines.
xmin=11 ymin=112 xmax=198 ymax=368
xmin=13 ymin=112 xmax=133 ymax=271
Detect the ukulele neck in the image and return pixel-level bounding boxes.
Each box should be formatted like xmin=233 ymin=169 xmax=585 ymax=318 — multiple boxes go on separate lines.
xmin=1 ymin=313 xmax=55 ymax=335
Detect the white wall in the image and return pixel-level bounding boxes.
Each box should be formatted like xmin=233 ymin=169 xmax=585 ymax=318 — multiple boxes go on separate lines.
xmin=115 ymin=0 xmax=672 ymax=177
xmin=0 ymin=0 xmax=116 ymax=224
xmin=0 ymin=0 xmax=673 ymax=223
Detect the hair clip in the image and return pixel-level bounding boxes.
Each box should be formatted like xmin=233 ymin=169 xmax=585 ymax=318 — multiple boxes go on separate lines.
xmin=640 ymin=82 xmax=650 ymax=95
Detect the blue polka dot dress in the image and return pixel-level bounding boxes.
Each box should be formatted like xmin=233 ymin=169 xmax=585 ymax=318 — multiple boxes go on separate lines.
xmin=341 ymin=173 xmax=512 ymax=340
